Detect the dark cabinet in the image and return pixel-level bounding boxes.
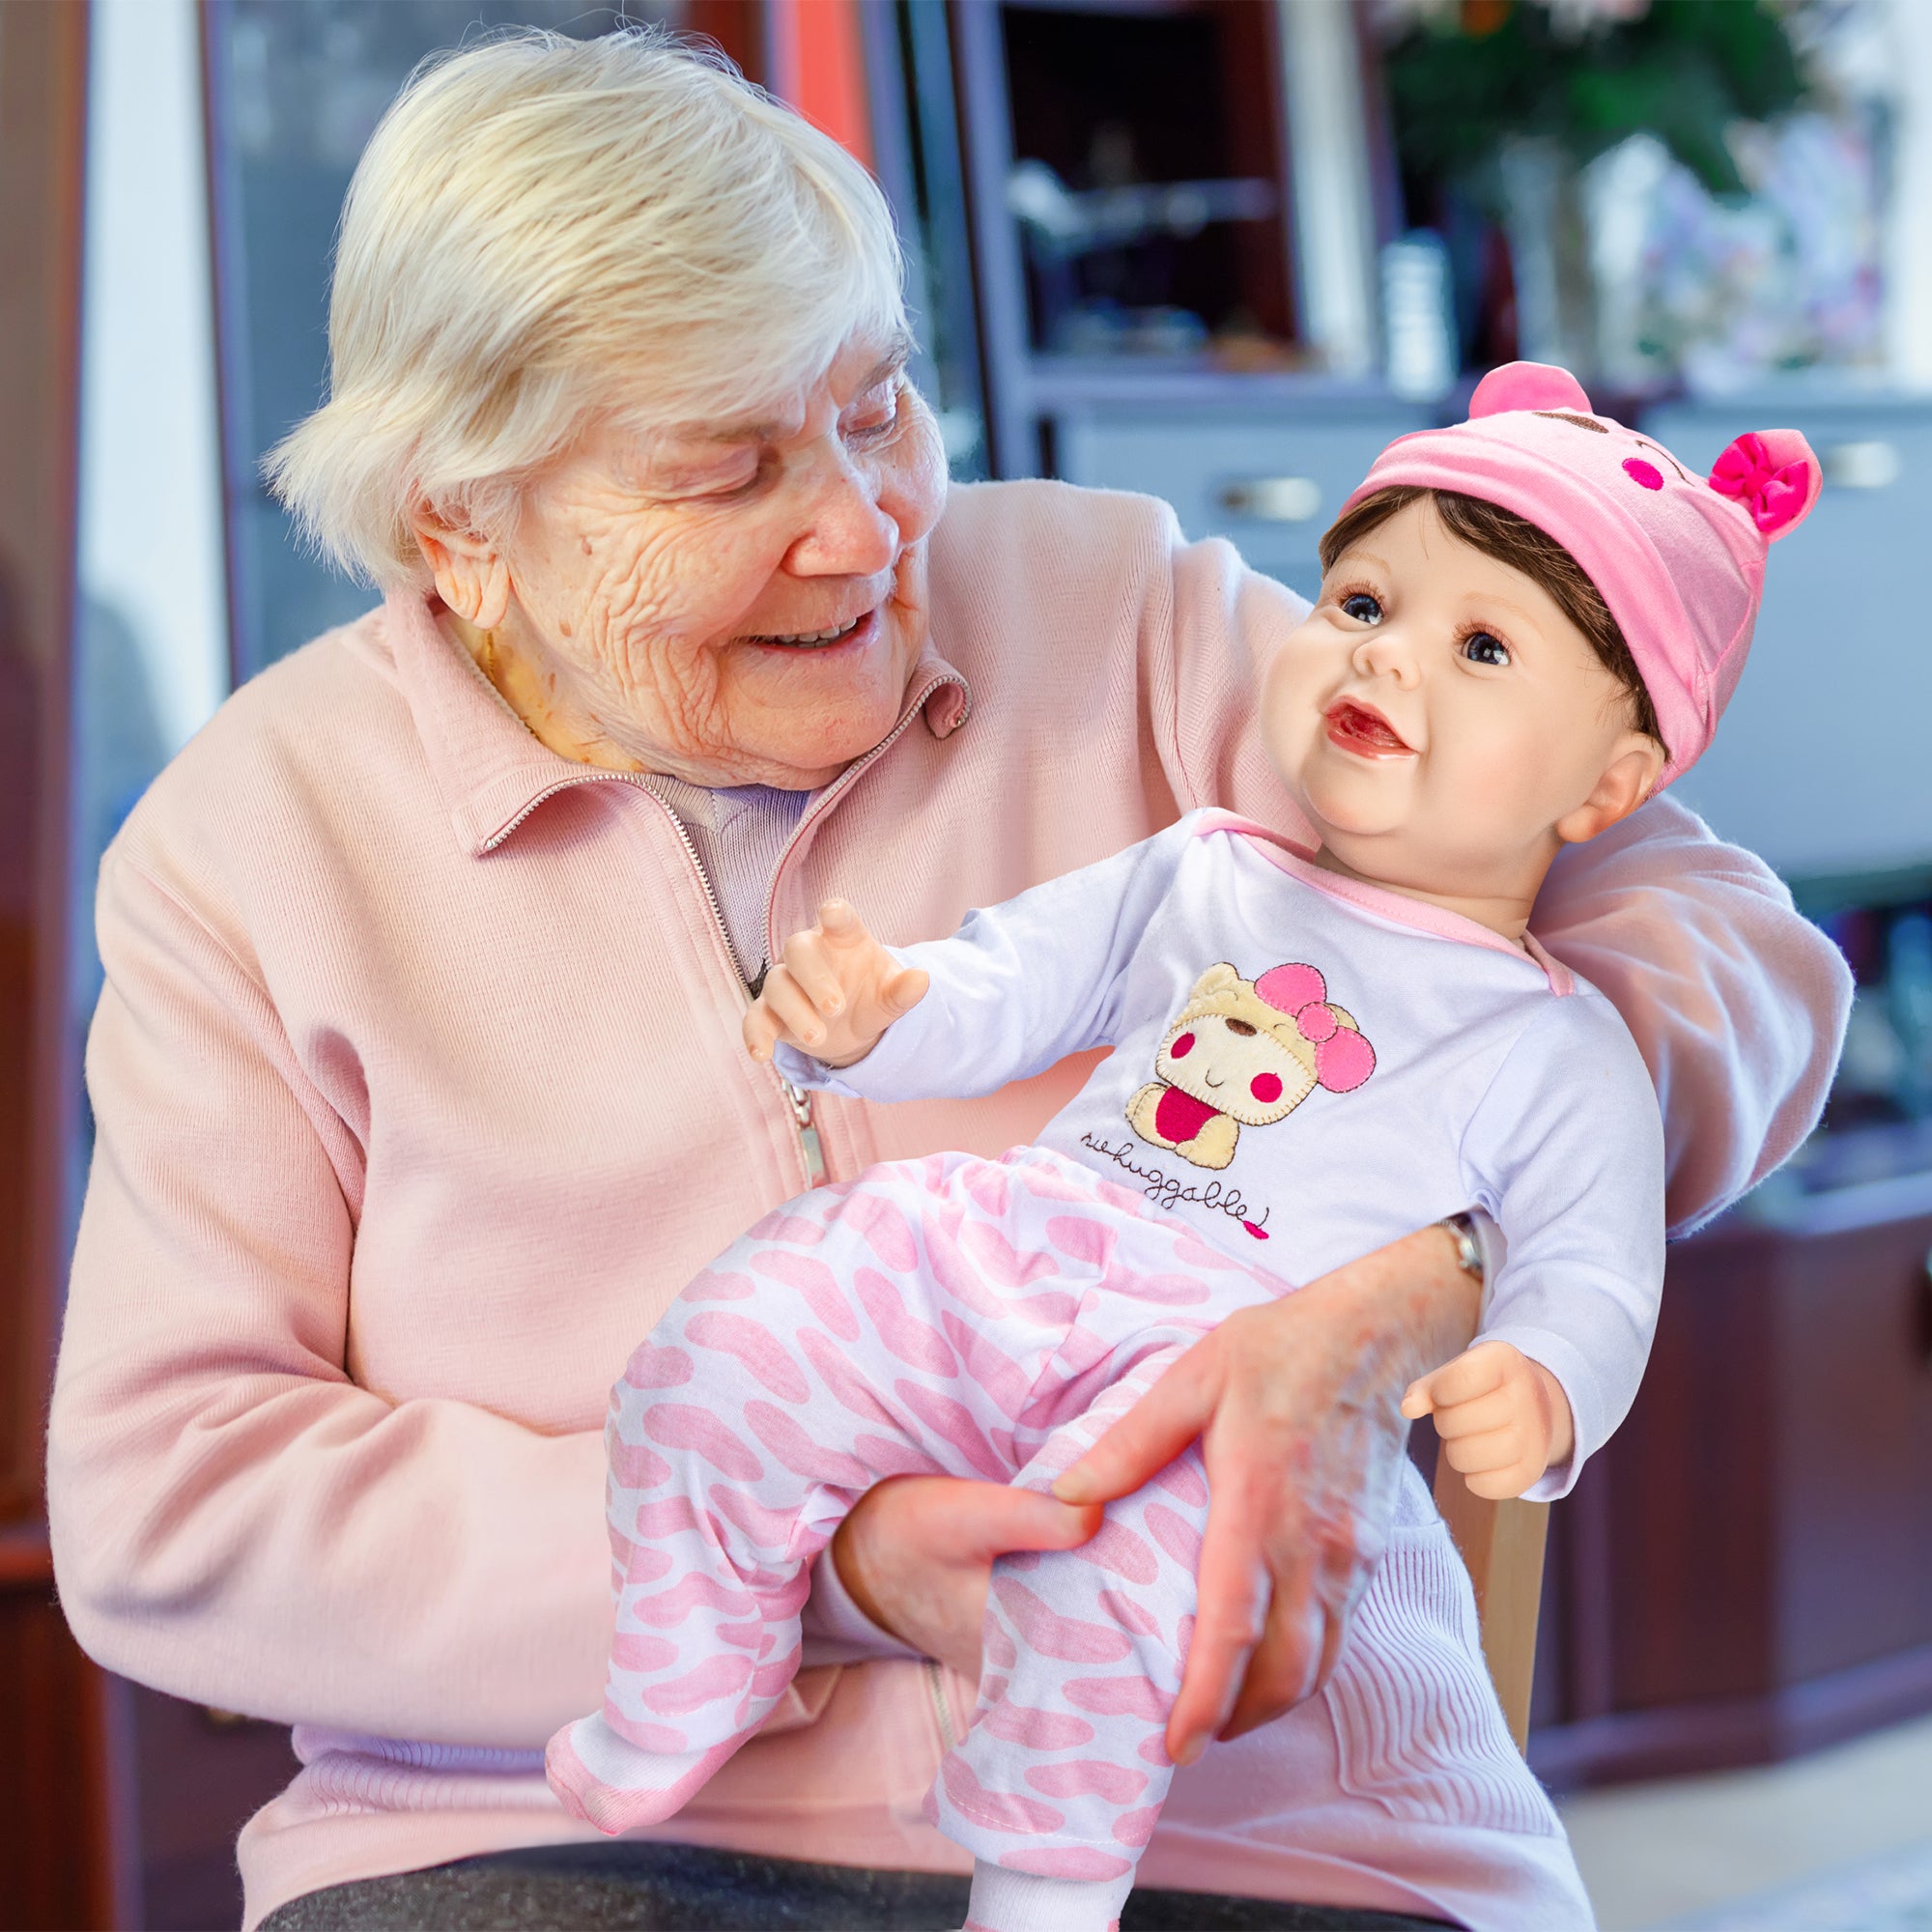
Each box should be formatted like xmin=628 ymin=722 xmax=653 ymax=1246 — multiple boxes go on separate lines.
xmin=1530 ymin=1187 xmax=1932 ymax=1788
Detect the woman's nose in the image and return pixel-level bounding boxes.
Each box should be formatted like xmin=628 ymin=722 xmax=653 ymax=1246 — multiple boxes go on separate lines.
xmin=784 ymin=445 xmax=898 ymax=579
xmin=1351 ymin=628 xmax=1419 ymax=688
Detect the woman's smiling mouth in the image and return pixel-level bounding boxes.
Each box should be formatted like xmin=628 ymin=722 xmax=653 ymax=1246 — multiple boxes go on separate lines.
xmin=1323 ymin=698 xmax=1414 ymax=759
xmin=744 ymin=608 xmax=876 ymax=652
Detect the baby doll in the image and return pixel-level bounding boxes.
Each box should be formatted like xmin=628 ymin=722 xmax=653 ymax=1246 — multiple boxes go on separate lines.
xmin=548 ymin=363 xmax=1820 ymax=1931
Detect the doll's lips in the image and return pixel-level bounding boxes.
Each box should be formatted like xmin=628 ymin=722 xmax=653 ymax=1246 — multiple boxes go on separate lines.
xmin=1324 ymin=699 xmax=1413 ymax=758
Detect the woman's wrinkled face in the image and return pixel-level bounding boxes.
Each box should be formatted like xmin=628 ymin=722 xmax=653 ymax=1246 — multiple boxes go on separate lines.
xmin=488 ymin=333 xmax=947 ymax=787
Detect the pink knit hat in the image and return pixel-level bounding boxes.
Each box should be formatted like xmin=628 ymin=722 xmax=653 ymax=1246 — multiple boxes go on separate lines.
xmin=1338 ymin=361 xmax=1823 ymax=783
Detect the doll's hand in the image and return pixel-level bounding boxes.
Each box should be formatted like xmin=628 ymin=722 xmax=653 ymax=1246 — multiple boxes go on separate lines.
xmin=1400 ymin=1341 xmax=1575 ymax=1500
xmin=742 ymin=899 xmax=929 ymax=1069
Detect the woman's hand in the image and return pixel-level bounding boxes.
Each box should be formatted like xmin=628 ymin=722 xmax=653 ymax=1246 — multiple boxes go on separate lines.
xmin=1053 ymin=1223 xmax=1480 ymax=1766
xmin=832 ymin=1476 xmax=1101 ymax=1677
xmin=743 ymin=899 xmax=928 ymax=1069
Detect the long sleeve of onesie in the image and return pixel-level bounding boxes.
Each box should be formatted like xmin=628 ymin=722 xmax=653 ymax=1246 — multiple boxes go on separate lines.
xmin=1458 ymin=993 xmax=1666 ymax=1501
xmin=776 ymin=820 xmax=1197 ymax=1106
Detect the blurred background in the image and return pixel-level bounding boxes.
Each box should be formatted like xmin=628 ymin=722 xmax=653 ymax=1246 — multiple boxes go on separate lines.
xmin=3 ymin=0 xmax=1931 ymax=1925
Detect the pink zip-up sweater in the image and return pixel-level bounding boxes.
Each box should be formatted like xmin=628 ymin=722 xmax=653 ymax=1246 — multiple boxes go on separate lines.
xmin=48 ymin=480 xmax=1850 ymax=1929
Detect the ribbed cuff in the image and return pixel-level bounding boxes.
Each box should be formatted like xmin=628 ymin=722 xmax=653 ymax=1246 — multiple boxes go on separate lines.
xmin=964 ymin=1860 xmax=1135 ymax=1932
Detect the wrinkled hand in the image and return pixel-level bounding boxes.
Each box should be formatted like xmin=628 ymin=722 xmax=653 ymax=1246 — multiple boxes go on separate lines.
xmin=742 ymin=899 xmax=928 ymax=1069
xmin=831 ymin=1476 xmax=1102 ymax=1677
xmin=1051 ymin=1224 xmax=1481 ymax=1766
xmin=1401 ymin=1340 xmax=1573 ymax=1501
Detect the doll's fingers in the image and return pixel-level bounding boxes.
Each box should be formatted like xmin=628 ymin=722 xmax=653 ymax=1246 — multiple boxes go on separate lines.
xmin=883 ymin=966 xmax=928 ymax=1016
xmin=781 ymin=927 xmax=852 ymax=1018
xmin=1459 ymin=1460 xmax=1538 ymax=1502
xmin=815 ymin=899 xmax=873 ymax=950
xmin=1429 ymin=1386 xmax=1522 ymax=1442
xmin=742 ymin=1000 xmax=783 ymax=1062
xmin=760 ymin=968 xmax=831 ymax=1052
xmin=1413 ymin=1343 xmax=1514 ymax=1412
xmin=1441 ymin=1423 xmax=1526 ymax=1477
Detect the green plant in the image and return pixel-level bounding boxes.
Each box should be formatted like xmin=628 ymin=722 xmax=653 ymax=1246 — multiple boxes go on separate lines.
xmin=1384 ymin=0 xmax=1808 ymax=198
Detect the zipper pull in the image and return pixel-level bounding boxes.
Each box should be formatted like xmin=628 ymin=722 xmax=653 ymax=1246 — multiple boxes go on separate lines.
xmin=784 ymin=1080 xmax=828 ymax=1189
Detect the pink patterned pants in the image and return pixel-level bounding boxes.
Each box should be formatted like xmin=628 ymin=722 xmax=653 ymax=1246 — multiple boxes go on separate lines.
xmin=547 ymin=1145 xmax=1289 ymax=1901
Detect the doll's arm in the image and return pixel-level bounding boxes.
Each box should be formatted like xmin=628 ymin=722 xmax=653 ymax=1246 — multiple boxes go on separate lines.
xmin=1445 ymin=994 xmax=1668 ymax=1501
xmin=767 ymin=815 xmax=1200 ymax=1106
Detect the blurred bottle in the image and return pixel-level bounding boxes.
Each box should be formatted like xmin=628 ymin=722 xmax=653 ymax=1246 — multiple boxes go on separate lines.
xmin=1381 ymin=231 xmax=1456 ymax=401
xmin=1887 ymin=911 xmax=1932 ymax=1118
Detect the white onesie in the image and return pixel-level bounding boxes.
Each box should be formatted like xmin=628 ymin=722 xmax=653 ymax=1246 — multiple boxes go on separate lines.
xmin=548 ymin=810 xmax=1658 ymax=1930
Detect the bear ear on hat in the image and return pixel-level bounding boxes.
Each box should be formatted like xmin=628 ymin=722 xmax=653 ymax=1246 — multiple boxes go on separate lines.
xmin=1468 ymin=361 xmax=1594 ymax=419
xmin=1709 ymin=429 xmax=1823 ymax=543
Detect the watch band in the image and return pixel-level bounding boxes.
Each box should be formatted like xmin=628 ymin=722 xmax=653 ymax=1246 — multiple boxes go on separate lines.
xmin=1439 ymin=1211 xmax=1486 ymax=1285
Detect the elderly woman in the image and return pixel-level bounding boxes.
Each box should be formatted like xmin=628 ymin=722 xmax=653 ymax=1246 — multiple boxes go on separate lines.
xmin=49 ymin=30 xmax=1845 ymax=1932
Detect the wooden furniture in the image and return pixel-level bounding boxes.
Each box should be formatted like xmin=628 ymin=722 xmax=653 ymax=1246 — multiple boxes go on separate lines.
xmin=1435 ymin=1474 xmax=1550 ymax=1755
xmin=1528 ymin=1182 xmax=1932 ymax=1789
xmin=0 ymin=3 xmax=124 ymax=1925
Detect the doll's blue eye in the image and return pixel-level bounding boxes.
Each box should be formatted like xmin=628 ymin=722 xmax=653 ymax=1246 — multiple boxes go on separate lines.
xmin=1341 ymin=593 xmax=1382 ymax=624
xmin=1463 ymin=632 xmax=1510 ymax=667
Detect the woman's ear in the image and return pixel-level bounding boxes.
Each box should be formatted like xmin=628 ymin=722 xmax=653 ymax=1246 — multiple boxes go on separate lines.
xmin=411 ymin=507 xmax=512 ymax=631
xmin=1554 ymin=732 xmax=1667 ymax=846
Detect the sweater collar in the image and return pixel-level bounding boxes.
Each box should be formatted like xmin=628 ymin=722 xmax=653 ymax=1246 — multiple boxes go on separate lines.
xmin=381 ymin=592 xmax=971 ymax=858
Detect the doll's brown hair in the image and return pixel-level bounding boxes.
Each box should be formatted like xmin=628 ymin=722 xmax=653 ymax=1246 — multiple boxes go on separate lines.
xmin=1318 ymin=485 xmax=1666 ymax=754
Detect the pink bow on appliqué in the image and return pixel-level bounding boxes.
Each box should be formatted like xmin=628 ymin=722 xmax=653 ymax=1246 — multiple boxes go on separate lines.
xmin=1253 ymin=962 xmax=1376 ymax=1094
xmin=1708 ymin=431 xmax=1822 ymax=542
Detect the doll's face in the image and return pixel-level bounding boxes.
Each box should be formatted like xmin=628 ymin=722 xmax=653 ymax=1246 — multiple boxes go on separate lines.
xmin=1261 ymin=497 xmax=1663 ymax=903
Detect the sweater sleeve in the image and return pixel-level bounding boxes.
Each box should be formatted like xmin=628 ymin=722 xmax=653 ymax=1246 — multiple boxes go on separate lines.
xmin=1154 ymin=518 xmax=1850 ymax=1234
xmin=778 ymin=820 xmax=1194 ymax=1105
xmin=46 ymin=852 xmax=614 ymax=1746
xmin=1528 ymin=794 xmax=1851 ymax=1236
xmin=1459 ymin=996 xmax=1668 ymax=1501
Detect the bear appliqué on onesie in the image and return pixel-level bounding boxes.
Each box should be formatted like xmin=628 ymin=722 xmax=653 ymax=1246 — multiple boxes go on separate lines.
xmin=1125 ymin=960 xmax=1376 ymax=1171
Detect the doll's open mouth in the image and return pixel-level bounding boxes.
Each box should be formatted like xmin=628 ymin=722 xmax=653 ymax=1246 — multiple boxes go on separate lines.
xmin=1324 ymin=699 xmax=1413 ymax=758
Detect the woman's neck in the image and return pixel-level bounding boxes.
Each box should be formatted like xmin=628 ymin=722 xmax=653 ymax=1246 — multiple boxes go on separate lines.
xmin=439 ymin=605 xmax=644 ymax=774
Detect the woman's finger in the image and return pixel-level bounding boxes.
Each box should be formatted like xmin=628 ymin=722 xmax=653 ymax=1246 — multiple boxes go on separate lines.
xmin=1053 ymin=1339 xmax=1221 ymax=1505
xmin=1165 ymin=1463 xmax=1271 ymax=1761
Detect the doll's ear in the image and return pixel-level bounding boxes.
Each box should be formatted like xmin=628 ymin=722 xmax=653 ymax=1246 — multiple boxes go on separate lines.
xmin=1468 ymin=361 xmax=1593 ymax=419
xmin=1708 ymin=430 xmax=1823 ymax=542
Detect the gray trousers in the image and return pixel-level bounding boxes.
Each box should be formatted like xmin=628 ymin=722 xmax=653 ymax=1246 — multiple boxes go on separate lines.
xmin=259 ymin=1844 xmax=1463 ymax=1930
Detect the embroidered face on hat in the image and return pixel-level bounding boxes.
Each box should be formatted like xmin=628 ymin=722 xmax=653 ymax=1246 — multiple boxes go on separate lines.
xmin=1338 ymin=361 xmax=1822 ymax=783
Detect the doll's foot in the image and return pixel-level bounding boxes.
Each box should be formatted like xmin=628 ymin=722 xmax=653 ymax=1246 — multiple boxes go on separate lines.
xmin=545 ymin=1714 xmax=739 ymax=1835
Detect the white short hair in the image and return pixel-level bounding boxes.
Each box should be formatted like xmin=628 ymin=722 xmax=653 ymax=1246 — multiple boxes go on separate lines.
xmin=269 ymin=27 xmax=907 ymax=589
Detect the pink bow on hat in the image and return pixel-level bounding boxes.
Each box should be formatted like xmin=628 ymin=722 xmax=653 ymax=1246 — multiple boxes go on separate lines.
xmin=1708 ymin=430 xmax=1820 ymax=541
xmin=1253 ymin=963 xmax=1376 ymax=1094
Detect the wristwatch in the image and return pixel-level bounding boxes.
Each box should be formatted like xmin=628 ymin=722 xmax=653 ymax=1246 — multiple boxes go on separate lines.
xmin=1438 ymin=1211 xmax=1486 ymax=1286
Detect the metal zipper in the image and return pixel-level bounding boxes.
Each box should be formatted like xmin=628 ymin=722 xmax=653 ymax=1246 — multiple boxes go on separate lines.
xmin=760 ymin=668 xmax=969 ymax=970
xmin=477 ymin=671 xmax=964 ymax=1197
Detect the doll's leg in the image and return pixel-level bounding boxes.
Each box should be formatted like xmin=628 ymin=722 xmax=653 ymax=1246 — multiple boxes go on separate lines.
xmin=932 ymin=1352 xmax=1209 ymax=1932
xmin=549 ymin=1152 xmax=1072 ymax=1833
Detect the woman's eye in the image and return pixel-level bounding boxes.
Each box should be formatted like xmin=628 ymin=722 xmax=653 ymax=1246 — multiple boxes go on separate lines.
xmin=1463 ymin=631 xmax=1511 ymax=667
xmin=843 ymin=384 xmax=900 ymax=443
xmin=1340 ymin=592 xmax=1382 ymax=625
